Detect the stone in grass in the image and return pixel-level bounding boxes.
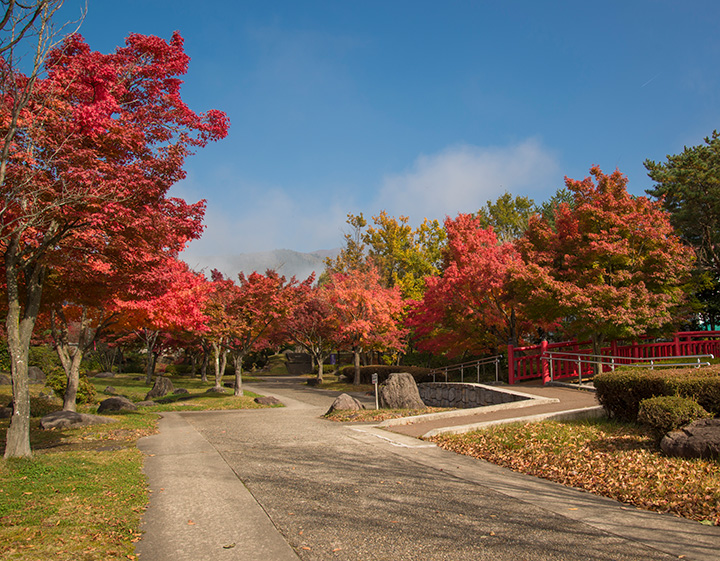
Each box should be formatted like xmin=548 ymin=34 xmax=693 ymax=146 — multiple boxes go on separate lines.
xmin=136 ymin=400 xmax=156 ymax=407
xmin=378 ymin=372 xmax=426 ymax=410
xmin=254 ymin=396 xmax=282 ymax=406
xmin=0 ymin=372 xmax=11 ymax=385
xmin=104 ymin=386 xmax=117 ymax=395
xmin=0 ymin=406 xmax=12 ymax=418
xmin=28 ymin=366 xmax=45 ymax=384
xmin=661 ymin=418 xmax=720 ymax=460
xmin=40 ymin=410 xmax=118 ymax=430
xmin=326 ymin=393 xmax=365 ymax=415
xmin=206 ymin=386 xmax=227 ymax=394
xmin=97 ymin=396 xmax=137 ymax=413
xmin=173 ymin=388 xmax=190 ymax=395
xmin=145 ymin=376 xmax=174 ymax=400
xmin=95 ymin=371 xmax=115 ymax=379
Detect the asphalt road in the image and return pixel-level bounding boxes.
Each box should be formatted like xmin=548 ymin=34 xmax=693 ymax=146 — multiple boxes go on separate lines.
xmin=137 ymin=376 xmax=720 ymax=561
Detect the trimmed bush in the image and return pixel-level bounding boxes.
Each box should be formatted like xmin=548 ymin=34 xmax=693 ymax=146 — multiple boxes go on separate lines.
xmin=594 ymin=366 xmax=720 ymax=421
xmin=338 ymin=365 xmax=434 ymax=385
xmin=638 ymin=395 xmax=711 ymax=440
xmin=45 ymin=369 xmax=97 ymax=405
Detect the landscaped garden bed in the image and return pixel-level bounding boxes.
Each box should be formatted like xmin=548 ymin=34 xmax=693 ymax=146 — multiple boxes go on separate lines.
xmin=429 ymin=418 xmax=720 ymax=526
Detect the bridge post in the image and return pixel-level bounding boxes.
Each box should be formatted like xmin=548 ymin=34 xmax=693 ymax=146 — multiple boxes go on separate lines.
xmin=541 ymin=339 xmax=550 ymax=385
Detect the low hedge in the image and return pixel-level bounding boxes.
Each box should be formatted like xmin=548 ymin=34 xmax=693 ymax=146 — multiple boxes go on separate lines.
xmin=338 ymin=365 xmax=434 ymax=385
xmin=594 ymin=366 xmax=720 ymax=421
xmin=637 ymin=395 xmax=711 ymax=440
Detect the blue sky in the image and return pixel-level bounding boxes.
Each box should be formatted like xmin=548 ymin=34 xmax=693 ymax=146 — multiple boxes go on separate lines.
xmin=60 ymin=1 xmax=720 ymax=261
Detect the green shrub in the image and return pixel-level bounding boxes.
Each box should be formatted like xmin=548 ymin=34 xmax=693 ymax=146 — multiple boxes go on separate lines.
xmin=29 ymin=345 xmax=60 ymax=373
xmin=338 ymin=365 xmax=434 ymax=384
xmin=45 ymin=369 xmax=97 ymax=405
xmin=594 ymin=366 xmax=720 ymax=421
xmin=638 ymin=395 xmax=711 ymax=440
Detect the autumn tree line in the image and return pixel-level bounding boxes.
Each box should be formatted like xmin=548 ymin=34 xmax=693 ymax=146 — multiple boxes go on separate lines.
xmin=2 ymin=2 xmax=718 ymax=458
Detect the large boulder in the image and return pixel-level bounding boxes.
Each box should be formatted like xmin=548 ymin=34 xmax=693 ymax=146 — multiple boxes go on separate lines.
xmin=661 ymin=418 xmax=720 ymax=459
xmin=95 ymin=371 xmax=115 ymax=379
xmin=28 ymin=366 xmax=45 ymax=384
xmin=145 ymin=376 xmax=174 ymax=400
xmin=255 ymin=396 xmax=282 ymax=406
xmin=97 ymin=396 xmax=137 ymax=413
xmin=40 ymin=410 xmax=118 ymax=430
xmin=326 ymin=393 xmax=365 ymax=414
xmin=379 ymin=372 xmax=426 ymax=410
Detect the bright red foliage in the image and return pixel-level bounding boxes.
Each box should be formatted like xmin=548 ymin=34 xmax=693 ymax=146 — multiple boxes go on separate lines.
xmin=1 ymin=30 xmax=228 ymax=457
xmin=324 ymin=267 xmax=407 ymax=384
xmin=407 ymin=213 xmax=525 ymax=358
xmin=205 ymin=270 xmax=308 ymax=395
xmin=513 ymin=166 xmax=694 ymax=353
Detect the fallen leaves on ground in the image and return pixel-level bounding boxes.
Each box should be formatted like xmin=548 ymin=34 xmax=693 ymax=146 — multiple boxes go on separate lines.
xmin=324 ymin=407 xmax=450 ymax=422
xmin=429 ymin=420 xmax=720 ymax=526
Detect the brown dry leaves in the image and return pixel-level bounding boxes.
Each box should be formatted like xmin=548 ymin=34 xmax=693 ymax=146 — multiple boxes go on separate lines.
xmin=430 ymin=420 xmax=720 ymax=525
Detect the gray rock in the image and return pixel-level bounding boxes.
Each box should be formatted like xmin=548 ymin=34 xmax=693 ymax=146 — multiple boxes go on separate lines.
xmin=661 ymin=418 xmax=720 ymax=459
xmin=173 ymin=388 xmax=190 ymax=395
xmin=205 ymin=386 xmax=227 ymax=394
xmin=40 ymin=410 xmax=118 ymax=430
xmin=145 ymin=376 xmax=174 ymax=400
xmin=95 ymin=371 xmax=115 ymax=379
xmin=0 ymin=406 xmax=12 ymax=418
xmin=0 ymin=372 xmax=11 ymax=385
xmin=326 ymin=393 xmax=365 ymax=414
xmin=104 ymin=386 xmax=117 ymax=395
xmin=97 ymin=396 xmax=137 ymax=413
xmin=378 ymin=372 xmax=426 ymax=410
xmin=28 ymin=366 xmax=45 ymax=383
xmin=254 ymin=396 xmax=282 ymax=406
xmin=136 ymin=400 xmax=156 ymax=407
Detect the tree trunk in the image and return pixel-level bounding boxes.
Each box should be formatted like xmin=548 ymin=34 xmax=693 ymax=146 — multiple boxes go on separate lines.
xmin=200 ymin=347 xmax=208 ymax=383
xmin=316 ymin=358 xmax=324 ymax=384
xmin=4 ymin=246 xmax=45 ymax=458
xmin=353 ymin=347 xmax=361 ymax=385
xmin=212 ymin=341 xmax=226 ymax=390
xmin=144 ymin=329 xmax=159 ymax=385
xmin=233 ymin=352 xmax=244 ymax=397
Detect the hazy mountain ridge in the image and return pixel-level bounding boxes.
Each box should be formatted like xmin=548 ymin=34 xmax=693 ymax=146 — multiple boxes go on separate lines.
xmin=183 ymin=248 xmax=340 ymax=281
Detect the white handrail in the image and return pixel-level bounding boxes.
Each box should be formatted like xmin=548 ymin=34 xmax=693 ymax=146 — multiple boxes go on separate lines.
xmin=427 ymin=355 xmax=503 ymax=384
xmin=544 ymin=351 xmax=714 ymax=384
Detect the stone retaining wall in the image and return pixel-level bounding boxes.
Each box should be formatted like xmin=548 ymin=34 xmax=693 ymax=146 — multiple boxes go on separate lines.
xmin=418 ymin=382 xmax=530 ymax=409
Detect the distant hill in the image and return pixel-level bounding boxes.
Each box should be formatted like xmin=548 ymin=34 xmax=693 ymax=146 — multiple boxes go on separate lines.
xmin=183 ymin=248 xmax=340 ymax=281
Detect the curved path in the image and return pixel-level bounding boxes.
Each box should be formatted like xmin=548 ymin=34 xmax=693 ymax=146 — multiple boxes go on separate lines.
xmin=136 ymin=376 xmax=720 ymax=561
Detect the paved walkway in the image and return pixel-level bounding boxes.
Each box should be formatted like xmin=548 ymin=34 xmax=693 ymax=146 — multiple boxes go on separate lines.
xmin=136 ymin=376 xmax=720 ymax=561
xmin=383 ymin=383 xmax=602 ymax=438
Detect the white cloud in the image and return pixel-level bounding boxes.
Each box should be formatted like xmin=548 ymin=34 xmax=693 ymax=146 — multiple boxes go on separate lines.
xmin=179 ymin=138 xmax=561 ymax=263
xmin=181 ymin=185 xmax=351 ymax=261
xmin=375 ymin=139 xmax=560 ymax=223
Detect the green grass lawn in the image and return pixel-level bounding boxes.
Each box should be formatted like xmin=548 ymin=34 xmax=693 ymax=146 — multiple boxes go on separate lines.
xmin=0 ymin=372 xmax=280 ymax=561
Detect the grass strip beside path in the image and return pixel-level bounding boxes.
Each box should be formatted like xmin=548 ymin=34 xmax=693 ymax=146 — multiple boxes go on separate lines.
xmin=0 ymin=375 xmax=279 ymax=561
xmin=429 ymin=419 xmax=720 ymax=526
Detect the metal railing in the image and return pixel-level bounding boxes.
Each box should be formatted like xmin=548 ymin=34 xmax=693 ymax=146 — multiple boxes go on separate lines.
xmin=427 ymin=355 xmax=503 ymax=384
xmin=545 ymin=352 xmax=714 ymax=385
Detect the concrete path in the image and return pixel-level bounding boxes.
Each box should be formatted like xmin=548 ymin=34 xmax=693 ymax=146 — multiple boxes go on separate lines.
xmin=136 ymin=376 xmax=720 ymax=561
xmin=383 ymin=384 xmax=602 ymax=438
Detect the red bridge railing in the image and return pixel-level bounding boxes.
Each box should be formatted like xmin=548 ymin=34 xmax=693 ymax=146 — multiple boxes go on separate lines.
xmin=507 ymin=331 xmax=720 ymax=385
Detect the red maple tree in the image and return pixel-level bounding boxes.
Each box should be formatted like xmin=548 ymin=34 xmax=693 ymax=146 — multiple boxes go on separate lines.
xmin=407 ymin=213 xmax=526 ymax=358
xmin=513 ymin=166 xmax=694 ymax=359
xmin=283 ymin=284 xmax=339 ymax=384
xmin=1 ymin=31 xmax=228 ymax=457
xmin=324 ymin=267 xmax=407 ymax=385
xmin=205 ymin=270 xmax=306 ymax=396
